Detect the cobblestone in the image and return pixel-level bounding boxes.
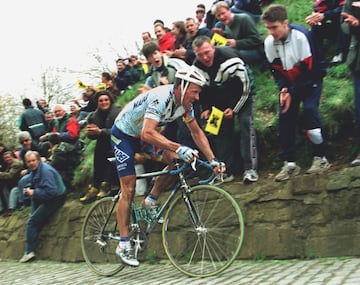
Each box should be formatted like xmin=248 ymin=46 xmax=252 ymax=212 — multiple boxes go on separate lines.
xmin=1 ymin=257 xmax=360 ymax=284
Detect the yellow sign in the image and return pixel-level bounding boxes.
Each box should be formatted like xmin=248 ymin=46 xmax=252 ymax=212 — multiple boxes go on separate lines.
xmin=77 ymin=80 xmax=88 ymax=89
xmin=95 ymin=83 xmax=107 ymax=91
xmin=211 ymin=33 xmax=227 ymax=46
xmin=205 ymin=106 xmax=224 ymax=135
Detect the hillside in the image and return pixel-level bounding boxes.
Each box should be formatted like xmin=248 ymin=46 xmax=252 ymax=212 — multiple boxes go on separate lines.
xmin=71 ymin=0 xmax=359 ymax=195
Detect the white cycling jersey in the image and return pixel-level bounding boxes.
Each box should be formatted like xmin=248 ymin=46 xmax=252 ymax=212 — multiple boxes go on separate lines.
xmin=114 ymin=85 xmax=194 ymax=137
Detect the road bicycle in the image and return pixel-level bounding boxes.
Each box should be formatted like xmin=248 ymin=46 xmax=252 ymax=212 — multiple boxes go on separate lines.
xmin=81 ymin=158 xmax=244 ymax=278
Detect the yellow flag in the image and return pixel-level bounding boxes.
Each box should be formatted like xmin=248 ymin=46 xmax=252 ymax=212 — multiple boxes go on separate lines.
xmin=211 ymin=33 xmax=228 ymax=46
xmin=77 ymin=80 xmax=88 ymax=89
xmin=205 ymin=106 xmax=224 ymax=135
xmin=142 ymin=63 xmax=149 ymax=75
xmin=95 ymin=83 xmax=107 ymax=91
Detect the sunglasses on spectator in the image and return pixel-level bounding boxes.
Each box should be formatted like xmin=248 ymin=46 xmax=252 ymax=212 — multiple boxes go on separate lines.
xmin=21 ymin=139 xmax=30 ymax=144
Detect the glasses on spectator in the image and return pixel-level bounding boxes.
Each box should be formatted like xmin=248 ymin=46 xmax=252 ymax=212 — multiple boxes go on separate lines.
xmin=21 ymin=139 xmax=30 ymax=144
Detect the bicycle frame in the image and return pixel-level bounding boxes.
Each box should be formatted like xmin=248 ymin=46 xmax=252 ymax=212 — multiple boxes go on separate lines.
xmin=102 ymin=159 xmax=216 ymax=244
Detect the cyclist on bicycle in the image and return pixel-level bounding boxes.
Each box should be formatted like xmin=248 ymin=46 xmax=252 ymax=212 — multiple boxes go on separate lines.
xmin=111 ymin=66 xmax=224 ymax=266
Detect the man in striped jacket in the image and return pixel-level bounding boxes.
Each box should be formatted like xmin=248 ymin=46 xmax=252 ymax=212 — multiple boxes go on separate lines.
xmin=192 ymin=35 xmax=258 ymax=184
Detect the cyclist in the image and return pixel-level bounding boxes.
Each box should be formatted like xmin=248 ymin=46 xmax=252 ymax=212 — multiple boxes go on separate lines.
xmin=111 ymin=67 xmax=224 ymax=266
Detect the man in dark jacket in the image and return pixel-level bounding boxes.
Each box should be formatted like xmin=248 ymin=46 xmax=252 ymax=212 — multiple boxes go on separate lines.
xmin=19 ymin=151 xmax=66 ymax=263
xmin=80 ymin=91 xmax=121 ymax=203
xmin=0 ymin=151 xmax=23 ymax=215
xmin=49 ymin=104 xmax=81 ymax=190
xmin=192 ymin=35 xmax=259 ymax=184
xmin=19 ymin=98 xmax=46 ymax=145
xmin=113 ymin=59 xmax=133 ymax=93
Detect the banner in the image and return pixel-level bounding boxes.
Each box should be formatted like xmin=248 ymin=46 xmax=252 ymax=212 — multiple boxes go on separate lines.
xmin=205 ymin=106 xmax=224 ymax=135
xmin=77 ymin=80 xmax=88 ymax=89
xmin=211 ymin=33 xmax=227 ymax=46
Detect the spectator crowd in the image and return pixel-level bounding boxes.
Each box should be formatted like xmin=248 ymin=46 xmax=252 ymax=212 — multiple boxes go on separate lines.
xmin=0 ymin=0 xmax=359 ymax=264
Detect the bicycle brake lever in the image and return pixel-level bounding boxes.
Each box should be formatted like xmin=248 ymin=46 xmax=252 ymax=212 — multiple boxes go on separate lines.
xmin=191 ymin=157 xmax=197 ymax=171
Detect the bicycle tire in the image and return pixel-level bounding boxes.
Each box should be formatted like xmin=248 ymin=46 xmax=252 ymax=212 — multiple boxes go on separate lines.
xmin=162 ymin=185 xmax=244 ymax=277
xmin=81 ymin=197 xmax=125 ymax=276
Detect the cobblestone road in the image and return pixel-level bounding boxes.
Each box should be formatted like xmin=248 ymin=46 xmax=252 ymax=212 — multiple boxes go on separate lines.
xmin=1 ymin=257 xmax=360 ymax=285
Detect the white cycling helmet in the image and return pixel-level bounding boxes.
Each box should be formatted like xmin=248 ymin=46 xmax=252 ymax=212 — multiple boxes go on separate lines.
xmin=175 ymin=67 xmax=206 ymax=105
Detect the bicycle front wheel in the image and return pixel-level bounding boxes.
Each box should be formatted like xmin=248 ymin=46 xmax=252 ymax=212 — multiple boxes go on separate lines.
xmin=162 ymin=185 xmax=244 ymax=277
xmin=81 ymin=197 xmax=124 ymax=276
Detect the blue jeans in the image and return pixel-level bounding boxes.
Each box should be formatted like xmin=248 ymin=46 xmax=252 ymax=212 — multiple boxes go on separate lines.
xmin=279 ymin=81 xmax=325 ymax=161
xmin=25 ymin=195 xmax=66 ymax=253
xmin=17 ymin=174 xmax=31 ymax=205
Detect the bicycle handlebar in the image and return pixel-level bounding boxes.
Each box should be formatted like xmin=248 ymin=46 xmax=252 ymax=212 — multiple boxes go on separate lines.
xmin=108 ymin=157 xmax=218 ymax=185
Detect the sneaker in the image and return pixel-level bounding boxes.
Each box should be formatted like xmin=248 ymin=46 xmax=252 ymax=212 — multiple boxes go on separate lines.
xmin=19 ymin=252 xmax=35 ymax=263
xmin=97 ymin=182 xmax=110 ymax=199
xmin=305 ymin=156 xmax=331 ymax=174
xmin=79 ymin=185 xmax=99 ymax=203
xmin=210 ymin=173 xmax=234 ymax=186
xmin=275 ymin=162 xmax=301 ymax=182
xmin=96 ymin=189 xmax=107 ymax=199
xmin=351 ymin=153 xmax=360 ymax=167
xmin=243 ymin=169 xmax=259 ymax=183
xmin=115 ymin=245 xmax=139 ymax=267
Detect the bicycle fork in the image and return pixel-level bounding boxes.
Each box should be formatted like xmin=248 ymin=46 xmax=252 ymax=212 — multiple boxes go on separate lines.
xmin=182 ymin=191 xmax=204 ymax=232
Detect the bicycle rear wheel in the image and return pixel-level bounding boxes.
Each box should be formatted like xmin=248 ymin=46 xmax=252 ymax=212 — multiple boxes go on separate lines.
xmin=162 ymin=185 xmax=244 ymax=277
xmin=81 ymin=197 xmax=124 ymax=276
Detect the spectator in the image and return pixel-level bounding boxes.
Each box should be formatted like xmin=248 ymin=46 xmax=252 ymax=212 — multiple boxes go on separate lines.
xmin=154 ymin=22 xmax=176 ymax=53
xmin=305 ymin=0 xmax=348 ymax=65
xmin=36 ymin=99 xmax=49 ymax=113
xmin=165 ymin=21 xmax=187 ymax=59
xmin=38 ymin=111 xmax=59 ymax=158
xmin=262 ymin=4 xmax=330 ymax=182
xmin=0 ymin=141 xmax=9 ymax=172
xmin=78 ymin=87 xmax=98 ymax=122
xmin=50 ymin=104 xmax=81 ymax=190
xmin=127 ymin=55 xmax=146 ymax=83
xmin=113 ymin=59 xmax=133 ymax=93
xmin=196 ymin=4 xmax=208 ymax=29
xmin=142 ymin=31 xmax=153 ymax=44
xmin=192 ymin=35 xmax=259 ymax=184
xmin=140 ymin=41 xmax=189 ymax=92
xmin=43 ymin=111 xmax=58 ymax=133
xmin=0 ymin=151 xmax=23 ymax=216
xmin=69 ymin=103 xmax=80 ymax=119
xmin=19 ymin=98 xmax=46 ymax=145
xmin=19 ymin=151 xmax=66 ymax=263
xmin=231 ymin=0 xmax=263 ymax=23
xmin=10 ymin=131 xmax=48 ymax=212
xmin=17 ymin=131 xmax=44 ymax=163
xmin=100 ymin=72 xmax=112 ymax=89
xmin=80 ymin=91 xmax=121 ymax=203
xmin=212 ymin=1 xmax=265 ymax=66
xmin=341 ymin=1 xmax=360 ymax=166
xmin=176 ymin=17 xmax=213 ymax=65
